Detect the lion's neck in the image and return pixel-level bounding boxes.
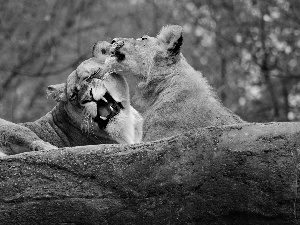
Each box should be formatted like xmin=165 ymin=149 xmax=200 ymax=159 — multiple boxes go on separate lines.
xmin=50 ymin=103 xmax=83 ymax=146
xmin=50 ymin=103 xmax=115 ymax=146
xmin=23 ymin=103 xmax=114 ymax=147
xmin=133 ymin=56 xmax=244 ymax=141
xmin=136 ymin=57 xmax=191 ymax=109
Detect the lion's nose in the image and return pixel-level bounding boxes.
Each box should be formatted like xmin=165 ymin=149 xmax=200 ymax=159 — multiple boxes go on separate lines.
xmin=110 ymin=39 xmax=125 ymax=60
xmin=111 ymin=39 xmax=124 ymax=51
xmin=111 ymin=38 xmax=118 ymax=44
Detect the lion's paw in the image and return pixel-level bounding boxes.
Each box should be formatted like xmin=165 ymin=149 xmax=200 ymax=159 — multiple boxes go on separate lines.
xmin=30 ymin=140 xmax=58 ymax=152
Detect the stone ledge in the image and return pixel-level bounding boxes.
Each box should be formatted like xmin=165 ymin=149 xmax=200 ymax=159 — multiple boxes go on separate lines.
xmin=0 ymin=122 xmax=299 ymax=224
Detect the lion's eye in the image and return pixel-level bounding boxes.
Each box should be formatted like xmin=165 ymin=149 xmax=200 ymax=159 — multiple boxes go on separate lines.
xmin=86 ymin=68 xmax=101 ymax=82
xmin=141 ymin=36 xmax=148 ymax=40
xmin=137 ymin=36 xmax=148 ymax=41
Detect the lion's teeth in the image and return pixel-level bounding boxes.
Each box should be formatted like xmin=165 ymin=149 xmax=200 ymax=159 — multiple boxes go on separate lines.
xmin=99 ymin=116 xmax=107 ymax=120
xmin=101 ymin=97 xmax=108 ymax=102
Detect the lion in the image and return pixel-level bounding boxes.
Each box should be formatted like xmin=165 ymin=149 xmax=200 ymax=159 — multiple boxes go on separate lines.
xmin=105 ymin=25 xmax=244 ymax=141
xmin=0 ymin=42 xmax=143 ymax=156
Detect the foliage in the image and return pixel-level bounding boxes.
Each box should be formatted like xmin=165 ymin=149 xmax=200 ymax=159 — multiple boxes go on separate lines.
xmin=0 ymin=0 xmax=299 ymax=123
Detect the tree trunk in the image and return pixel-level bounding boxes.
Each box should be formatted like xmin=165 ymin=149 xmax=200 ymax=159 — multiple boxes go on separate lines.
xmin=220 ymin=56 xmax=227 ymax=102
xmin=259 ymin=7 xmax=280 ymax=120
xmin=282 ymin=78 xmax=290 ymax=121
xmin=0 ymin=122 xmax=300 ymax=224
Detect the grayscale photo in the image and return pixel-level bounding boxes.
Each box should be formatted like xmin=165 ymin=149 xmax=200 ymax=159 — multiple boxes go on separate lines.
xmin=0 ymin=0 xmax=299 ymax=224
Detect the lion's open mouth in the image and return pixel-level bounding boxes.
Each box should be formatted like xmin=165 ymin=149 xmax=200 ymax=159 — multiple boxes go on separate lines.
xmin=93 ymin=92 xmax=124 ymax=129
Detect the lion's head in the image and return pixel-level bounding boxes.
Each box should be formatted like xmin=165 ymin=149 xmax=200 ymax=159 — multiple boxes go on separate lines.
xmin=47 ymin=41 xmax=143 ymax=144
xmin=106 ymin=25 xmax=183 ymax=81
xmin=104 ymin=25 xmax=183 ymax=109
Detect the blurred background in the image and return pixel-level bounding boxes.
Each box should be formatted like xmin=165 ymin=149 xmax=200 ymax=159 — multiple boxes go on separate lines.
xmin=0 ymin=0 xmax=300 ymax=123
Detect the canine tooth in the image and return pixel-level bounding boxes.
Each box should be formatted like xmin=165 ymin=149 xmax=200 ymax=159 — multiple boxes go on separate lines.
xmin=101 ymin=97 xmax=108 ymax=102
xmin=99 ymin=116 xmax=107 ymax=120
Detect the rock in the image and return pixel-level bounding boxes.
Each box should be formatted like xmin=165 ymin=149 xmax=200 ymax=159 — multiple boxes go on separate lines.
xmin=0 ymin=122 xmax=299 ymax=224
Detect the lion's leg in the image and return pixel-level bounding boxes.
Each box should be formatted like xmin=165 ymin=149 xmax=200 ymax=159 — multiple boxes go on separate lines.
xmin=104 ymin=106 xmax=143 ymax=144
xmin=29 ymin=140 xmax=58 ymax=152
xmin=0 ymin=118 xmax=58 ymax=155
xmin=131 ymin=107 xmax=143 ymax=143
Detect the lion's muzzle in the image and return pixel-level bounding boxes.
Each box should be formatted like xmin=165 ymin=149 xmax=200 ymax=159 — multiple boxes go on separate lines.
xmin=110 ymin=39 xmax=125 ymax=61
xmin=80 ymin=81 xmax=124 ymax=130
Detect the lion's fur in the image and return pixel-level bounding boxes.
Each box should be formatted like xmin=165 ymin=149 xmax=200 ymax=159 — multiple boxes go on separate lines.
xmin=0 ymin=118 xmax=57 ymax=155
xmin=107 ymin=25 xmax=243 ymax=141
xmin=0 ymin=45 xmax=143 ymax=156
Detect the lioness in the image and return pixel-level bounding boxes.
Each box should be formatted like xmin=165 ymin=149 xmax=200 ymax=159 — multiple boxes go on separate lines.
xmin=0 ymin=43 xmax=143 ymax=156
xmin=106 ymin=25 xmax=243 ymax=141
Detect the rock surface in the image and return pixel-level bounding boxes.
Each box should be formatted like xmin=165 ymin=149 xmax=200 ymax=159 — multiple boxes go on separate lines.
xmin=0 ymin=122 xmax=299 ymax=224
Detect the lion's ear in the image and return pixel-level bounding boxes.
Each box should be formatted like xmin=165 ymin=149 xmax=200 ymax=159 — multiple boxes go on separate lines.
xmin=92 ymin=41 xmax=110 ymax=62
xmin=66 ymin=70 xmax=78 ymax=100
xmin=47 ymin=83 xmax=67 ymax=102
xmin=157 ymin=25 xmax=183 ymax=56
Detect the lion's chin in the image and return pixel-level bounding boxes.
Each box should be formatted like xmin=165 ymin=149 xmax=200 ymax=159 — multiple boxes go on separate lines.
xmin=93 ymin=91 xmax=124 ymax=129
